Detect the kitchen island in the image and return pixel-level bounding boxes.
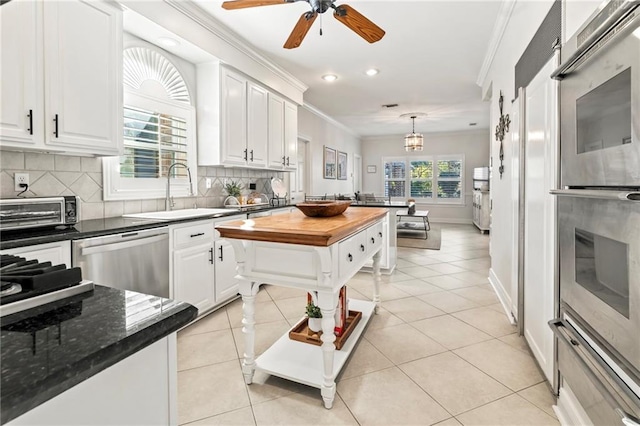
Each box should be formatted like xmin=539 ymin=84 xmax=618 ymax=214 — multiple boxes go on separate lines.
xmin=217 ymin=207 xmax=387 ymax=409
xmin=1 ymin=285 xmax=197 ymax=425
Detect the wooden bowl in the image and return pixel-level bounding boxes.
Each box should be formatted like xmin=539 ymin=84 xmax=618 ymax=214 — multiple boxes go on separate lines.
xmin=296 ymin=200 xmax=351 ymax=217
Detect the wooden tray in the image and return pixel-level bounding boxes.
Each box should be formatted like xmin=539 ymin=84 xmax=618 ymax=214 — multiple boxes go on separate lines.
xmin=288 ymin=310 xmax=362 ymax=350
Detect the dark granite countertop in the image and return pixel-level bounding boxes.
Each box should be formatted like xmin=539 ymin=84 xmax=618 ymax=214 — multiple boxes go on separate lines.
xmin=0 ymin=204 xmax=296 ymax=250
xmin=0 ymin=285 xmax=197 ymax=424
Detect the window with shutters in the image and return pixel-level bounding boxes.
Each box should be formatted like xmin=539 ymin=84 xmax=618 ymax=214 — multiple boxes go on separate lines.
xmin=382 ymin=155 xmax=464 ymax=204
xmin=103 ymin=46 xmax=197 ymax=201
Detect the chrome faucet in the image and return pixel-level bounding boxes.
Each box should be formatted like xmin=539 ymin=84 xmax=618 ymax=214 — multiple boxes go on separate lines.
xmin=166 ymin=162 xmax=194 ymax=211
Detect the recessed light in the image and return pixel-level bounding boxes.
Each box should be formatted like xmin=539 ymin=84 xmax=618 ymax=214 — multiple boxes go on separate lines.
xmin=322 ymin=74 xmax=338 ymax=82
xmin=158 ymin=37 xmax=180 ymax=47
xmin=365 ymin=68 xmax=379 ymax=76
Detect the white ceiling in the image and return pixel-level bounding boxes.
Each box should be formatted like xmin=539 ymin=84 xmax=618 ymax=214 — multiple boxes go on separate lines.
xmin=129 ymin=1 xmax=503 ymax=137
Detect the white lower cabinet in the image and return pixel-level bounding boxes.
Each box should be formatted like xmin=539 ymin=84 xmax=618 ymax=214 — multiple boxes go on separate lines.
xmin=472 ymin=191 xmax=491 ymax=233
xmin=8 ymin=335 xmax=177 ymax=426
xmin=171 ymin=220 xmax=215 ymax=313
xmin=214 ymin=239 xmax=238 ymax=302
xmin=171 ymin=216 xmax=243 ymax=315
xmin=1 ymin=241 xmax=71 ymax=268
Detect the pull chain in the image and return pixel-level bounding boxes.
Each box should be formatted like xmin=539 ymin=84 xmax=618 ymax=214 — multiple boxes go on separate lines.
xmin=319 ymin=12 xmax=323 ymax=36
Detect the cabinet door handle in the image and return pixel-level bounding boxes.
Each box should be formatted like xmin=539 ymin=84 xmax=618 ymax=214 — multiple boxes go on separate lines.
xmin=378 ymin=232 xmax=383 ymax=238
xmin=360 ymin=244 xmax=365 ymax=252
xmin=209 ymin=247 xmax=214 ymax=264
xmin=286 ymin=156 xmax=290 ymax=166
xmin=282 ymin=156 xmax=286 ymax=166
xmin=348 ymin=253 xmax=353 ymax=262
xmin=250 ymin=150 xmax=254 ymax=162
xmin=244 ymin=149 xmax=248 ymax=161
xmin=27 ymin=110 xmax=33 ymax=135
xmin=218 ymin=245 xmax=223 ymax=261
xmin=53 ymin=114 xmax=59 ymax=138
xmin=190 ymin=232 xmax=205 ymax=238
xmin=371 ymin=237 xmax=375 ymax=244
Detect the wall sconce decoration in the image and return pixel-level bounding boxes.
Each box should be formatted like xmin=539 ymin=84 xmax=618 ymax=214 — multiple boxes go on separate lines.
xmin=495 ymin=91 xmax=510 ymax=179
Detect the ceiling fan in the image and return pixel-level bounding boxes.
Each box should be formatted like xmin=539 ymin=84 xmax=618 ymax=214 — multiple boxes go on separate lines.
xmin=221 ymin=0 xmax=385 ymax=49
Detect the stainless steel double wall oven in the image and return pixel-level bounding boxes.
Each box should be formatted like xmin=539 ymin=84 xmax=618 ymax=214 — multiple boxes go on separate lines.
xmin=551 ymin=1 xmax=640 ymax=424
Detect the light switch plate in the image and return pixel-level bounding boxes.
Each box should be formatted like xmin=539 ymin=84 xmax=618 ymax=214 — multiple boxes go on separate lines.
xmin=205 ymin=178 xmax=212 ymax=189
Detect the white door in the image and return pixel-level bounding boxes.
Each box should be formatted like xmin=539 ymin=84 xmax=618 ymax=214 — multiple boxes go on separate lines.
xmin=523 ymin=55 xmax=558 ymax=383
xmin=290 ymin=138 xmax=308 ymax=203
xmin=353 ymin=154 xmax=362 ymax=194
xmin=173 ymin=243 xmax=214 ymax=312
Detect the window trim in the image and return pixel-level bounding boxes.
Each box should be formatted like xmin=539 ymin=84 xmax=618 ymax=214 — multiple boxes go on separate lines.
xmin=103 ymin=91 xmax=197 ymax=201
xmin=382 ymin=154 xmax=465 ymax=205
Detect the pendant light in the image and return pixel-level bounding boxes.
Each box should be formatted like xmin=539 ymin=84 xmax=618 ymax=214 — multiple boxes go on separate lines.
xmin=404 ymin=115 xmax=424 ymax=152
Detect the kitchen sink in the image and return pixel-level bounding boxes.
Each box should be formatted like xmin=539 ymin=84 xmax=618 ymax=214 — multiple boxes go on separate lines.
xmin=123 ymin=208 xmax=238 ymax=221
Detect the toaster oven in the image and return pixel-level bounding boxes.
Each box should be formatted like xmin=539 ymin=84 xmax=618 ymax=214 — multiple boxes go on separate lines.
xmin=0 ymin=196 xmax=79 ymax=231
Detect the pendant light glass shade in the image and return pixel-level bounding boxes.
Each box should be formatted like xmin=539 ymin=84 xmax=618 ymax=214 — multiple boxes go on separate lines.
xmin=404 ymin=116 xmax=424 ymax=151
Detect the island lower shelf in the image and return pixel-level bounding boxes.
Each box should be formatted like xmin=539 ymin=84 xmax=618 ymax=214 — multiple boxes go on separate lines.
xmin=255 ymin=298 xmax=375 ymax=389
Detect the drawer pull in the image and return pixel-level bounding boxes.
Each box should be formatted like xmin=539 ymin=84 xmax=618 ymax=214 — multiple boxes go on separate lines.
xmin=348 ymin=253 xmax=353 ymax=262
xmin=360 ymin=244 xmax=365 ymax=252
xmin=378 ymin=232 xmax=382 ymax=238
xmin=190 ymin=232 xmax=205 ymax=238
xmin=371 ymin=237 xmax=375 ymax=244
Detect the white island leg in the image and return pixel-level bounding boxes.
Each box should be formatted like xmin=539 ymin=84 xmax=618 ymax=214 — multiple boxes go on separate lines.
xmin=372 ymin=248 xmax=382 ymax=314
xmin=239 ymin=280 xmax=260 ymax=385
xmin=317 ymin=290 xmax=338 ymax=409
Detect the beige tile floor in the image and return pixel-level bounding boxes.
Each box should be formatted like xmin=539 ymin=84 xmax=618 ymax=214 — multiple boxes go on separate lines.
xmin=177 ymin=224 xmax=559 ymax=426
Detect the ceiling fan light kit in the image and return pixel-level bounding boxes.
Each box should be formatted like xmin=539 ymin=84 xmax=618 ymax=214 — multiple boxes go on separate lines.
xmin=404 ymin=115 xmax=424 ymax=152
xmin=221 ymin=0 xmax=385 ymax=49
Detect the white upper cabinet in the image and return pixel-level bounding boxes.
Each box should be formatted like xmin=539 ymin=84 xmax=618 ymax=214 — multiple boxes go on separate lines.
xmin=267 ymin=92 xmax=285 ymax=169
xmin=197 ymin=63 xmax=298 ymax=170
xmin=246 ymin=81 xmax=268 ymax=168
xmin=0 ymin=0 xmax=123 ymax=156
xmin=284 ymin=100 xmax=298 ymax=170
xmin=267 ymin=93 xmax=298 ymax=170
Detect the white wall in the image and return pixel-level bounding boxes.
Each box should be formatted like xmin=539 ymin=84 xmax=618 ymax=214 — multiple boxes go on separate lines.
xmin=361 ymin=129 xmax=489 ymax=224
xmin=479 ymin=0 xmax=601 ymax=312
xmin=298 ymin=106 xmax=362 ymax=197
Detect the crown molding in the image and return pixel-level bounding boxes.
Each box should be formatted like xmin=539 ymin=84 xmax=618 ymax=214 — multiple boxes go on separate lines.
xmin=302 ymin=103 xmax=361 ymax=138
xmin=164 ymin=0 xmax=308 ymax=94
xmin=476 ymin=0 xmax=518 ymax=87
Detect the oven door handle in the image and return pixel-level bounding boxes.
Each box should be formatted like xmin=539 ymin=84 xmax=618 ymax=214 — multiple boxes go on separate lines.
xmin=549 ymin=319 xmax=640 ymax=425
xmin=551 ymin=2 xmax=640 ymax=79
xmin=550 ymin=189 xmax=640 ymax=202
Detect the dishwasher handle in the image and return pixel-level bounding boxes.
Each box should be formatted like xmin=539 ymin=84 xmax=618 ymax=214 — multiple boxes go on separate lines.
xmin=80 ymin=234 xmax=168 ymax=256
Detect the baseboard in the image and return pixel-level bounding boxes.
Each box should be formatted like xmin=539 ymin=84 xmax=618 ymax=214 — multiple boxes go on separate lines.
xmin=488 ymin=268 xmax=516 ymax=325
xmin=429 ymin=217 xmax=473 ymax=225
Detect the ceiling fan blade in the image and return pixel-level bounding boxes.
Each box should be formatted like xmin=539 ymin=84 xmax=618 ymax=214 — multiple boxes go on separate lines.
xmin=333 ymin=4 xmax=385 ymax=44
xmin=222 ymin=0 xmax=293 ymax=10
xmin=284 ymin=11 xmax=317 ymax=49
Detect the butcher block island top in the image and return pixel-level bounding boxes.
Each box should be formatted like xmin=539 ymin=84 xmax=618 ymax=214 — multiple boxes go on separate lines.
xmin=215 ymin=207 xmax=388 ymax=246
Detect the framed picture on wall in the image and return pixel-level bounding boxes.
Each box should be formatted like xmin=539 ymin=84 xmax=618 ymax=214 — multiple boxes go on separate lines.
xmin=337 ymin=151 xmax=348 ymax=180
xmin=323 ymin=146 xmax=337 ymax=179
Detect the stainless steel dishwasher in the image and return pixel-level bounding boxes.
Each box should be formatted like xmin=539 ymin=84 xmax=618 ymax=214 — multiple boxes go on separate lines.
xmin=72 ymin=227 xmax=170 ymax=298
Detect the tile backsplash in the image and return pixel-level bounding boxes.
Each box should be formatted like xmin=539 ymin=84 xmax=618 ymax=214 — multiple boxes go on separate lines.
xmin=0 ymin=151 xmax=284 ymax=220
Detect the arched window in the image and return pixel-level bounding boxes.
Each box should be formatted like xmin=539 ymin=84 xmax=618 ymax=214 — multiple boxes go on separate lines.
xmin=104 ymin=46 xmax=197 ymax=201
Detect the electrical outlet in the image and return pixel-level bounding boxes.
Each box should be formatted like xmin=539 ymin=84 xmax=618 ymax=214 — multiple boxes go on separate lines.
xmin=14 ymin=173 xmax=29 ymax=191
xmin=205 ymin=178 xmax=212 ymax=189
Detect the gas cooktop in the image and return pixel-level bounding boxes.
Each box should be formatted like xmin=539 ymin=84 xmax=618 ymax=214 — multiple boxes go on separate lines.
xmin=0 ymin=254 xmax=93 ymax=317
